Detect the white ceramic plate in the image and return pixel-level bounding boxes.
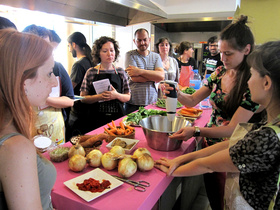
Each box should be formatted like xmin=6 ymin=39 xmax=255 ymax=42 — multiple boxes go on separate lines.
xmin=64 ymin=168 xmax=123 ymax=202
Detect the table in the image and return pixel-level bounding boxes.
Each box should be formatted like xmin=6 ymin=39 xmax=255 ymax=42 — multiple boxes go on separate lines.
xmin=45 ymin=105 xmax=211 ymax=210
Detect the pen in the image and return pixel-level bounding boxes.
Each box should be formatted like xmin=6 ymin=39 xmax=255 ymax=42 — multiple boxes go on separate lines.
xmin=108 ymin=85 xmax=111 ymax=91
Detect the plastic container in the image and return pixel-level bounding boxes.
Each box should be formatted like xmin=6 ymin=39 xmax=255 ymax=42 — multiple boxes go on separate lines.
xmin=189 ymin=69 xmax=201 ymax=90
xmin=200 ymin=74 xmax=212 ymax=109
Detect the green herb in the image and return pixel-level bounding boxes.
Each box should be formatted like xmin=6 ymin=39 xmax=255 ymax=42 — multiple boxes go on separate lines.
xmin=181 ymin=87 xmax=196 ymax=95
xmin=125 ymin=107 xmax=167 ymax=125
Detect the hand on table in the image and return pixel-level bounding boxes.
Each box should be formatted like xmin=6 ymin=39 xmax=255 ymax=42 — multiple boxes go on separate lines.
xmin=154 ymin=157 xmax=181 ymax=176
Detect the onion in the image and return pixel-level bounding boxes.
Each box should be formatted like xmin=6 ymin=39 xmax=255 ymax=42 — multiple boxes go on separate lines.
xmin=101 ymin=152 xmax=118 ymax=170
xmin=86 ymin=149 xmax=103 ymax=167
xmin=136 ymin=153 xmax=154 ymax=171
xmin=118 ymin=157 xmax=137 ymax=178
xmin=110 ymin=145 xmax=125 ymax=155
xmin=68 ymin=144 xmax=85 ymax=158
xmin=68 ymin=154 xmax=86 ymax=172
xmin=133 ymin=148 xmax=151 ymax=158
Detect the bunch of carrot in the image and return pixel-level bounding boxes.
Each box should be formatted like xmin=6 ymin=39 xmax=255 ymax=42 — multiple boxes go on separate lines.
xmin=180 ymin=107 xmax=202 ymax=117
xmin=104 ymin=120 xmax=135 ymax=136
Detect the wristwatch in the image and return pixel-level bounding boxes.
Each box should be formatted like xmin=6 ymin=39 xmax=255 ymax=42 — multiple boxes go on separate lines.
xmin=193 ymin=126 xmax=200 ymax=137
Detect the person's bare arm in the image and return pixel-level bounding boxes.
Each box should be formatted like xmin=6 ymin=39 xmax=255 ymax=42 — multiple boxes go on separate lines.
xmin=46 ymin=96 xmax=74 ymax=108
xmin=171 ymin=106 xmax=255 ymax=141
xmin=170 ymin=148 xmax=238 ymax=177
xmin=0 ymin=136 xmax=43 ymax=210
xmin=125 ymin=65 xmax=164 ymax=83
xmin=80 ymin=86 xmax=130 ymax=104
xmin=155 ymin=140 xmax=230 ymax=176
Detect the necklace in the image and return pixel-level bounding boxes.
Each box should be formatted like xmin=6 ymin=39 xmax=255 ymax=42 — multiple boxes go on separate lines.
xmin=161 ymin=57 xmax=169 ymax=70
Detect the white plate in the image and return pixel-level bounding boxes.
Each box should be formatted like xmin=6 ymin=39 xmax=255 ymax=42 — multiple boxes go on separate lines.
xmin=64 ymin=168 xmax=123 ymax=202
xmin=106 ymin=137 xmax=139 ymax=154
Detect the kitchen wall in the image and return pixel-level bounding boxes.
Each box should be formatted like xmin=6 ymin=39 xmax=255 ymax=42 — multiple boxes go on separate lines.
xmin=238 ymin=0 xmax=280 ymax=44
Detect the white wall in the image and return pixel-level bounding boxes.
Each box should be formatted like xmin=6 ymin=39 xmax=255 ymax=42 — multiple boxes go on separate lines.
xmin=115 ymin=22 xmax=152 ymax=69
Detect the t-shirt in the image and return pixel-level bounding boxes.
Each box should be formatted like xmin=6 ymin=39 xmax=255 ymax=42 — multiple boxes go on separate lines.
xmin=204 ymin=53 xmax=223 ymax=75
xmin=164 ymin=56 xmax=179 ymax=82
xmin=125 ymin=50 xmax=163 ymax=105
xmin=70 ymin=57 xmax=92 ymax=95
xmin=176 ymin=57 xmax=197 ymax=70
xmin=53 ymin=61 xmax=74 ymax=122
xmin=229 ymin=124 xmax=280 ymax=209
xmin=204 ymin=66 xmax=259 ymax=145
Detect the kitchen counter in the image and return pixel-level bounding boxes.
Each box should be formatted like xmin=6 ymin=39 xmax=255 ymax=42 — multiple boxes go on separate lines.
xmin=45 ymin=105 xmax=211 ymax=210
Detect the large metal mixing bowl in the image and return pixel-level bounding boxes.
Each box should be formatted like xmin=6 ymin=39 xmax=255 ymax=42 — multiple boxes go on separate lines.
xmin=139 ymin=115 xmax=192 ymax=151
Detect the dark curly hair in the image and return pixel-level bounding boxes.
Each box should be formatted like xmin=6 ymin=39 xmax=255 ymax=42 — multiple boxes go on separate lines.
xmin=91 ymin=36 xmax=120 ymax=64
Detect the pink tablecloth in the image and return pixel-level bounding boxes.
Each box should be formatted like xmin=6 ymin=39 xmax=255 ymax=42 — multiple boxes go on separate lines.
xmin=46 ymin=105 xmax=211 ymax=210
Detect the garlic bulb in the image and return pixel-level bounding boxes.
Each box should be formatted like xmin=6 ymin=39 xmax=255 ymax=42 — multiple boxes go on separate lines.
xmin=68 ymin=144 xmax=85 ymax=158
xmin=68 ymin=154 xmax=86 ymax=172
xmin=101 ymin=152 xmax=118 ymax=170
xmin=136 ymin=153 xmax=154 ymax=171
xmin=86 ymin=149 xmax=103 ymax=167
xmin=118 ymin=157 xmax=137 ymax=178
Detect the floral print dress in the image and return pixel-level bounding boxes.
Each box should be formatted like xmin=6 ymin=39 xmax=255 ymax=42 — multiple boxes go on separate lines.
xmin=204 ymin=66 xmax=259 ymax=146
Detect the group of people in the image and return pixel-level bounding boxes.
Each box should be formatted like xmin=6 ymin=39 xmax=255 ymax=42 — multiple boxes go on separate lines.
xmin=0 ymin=14 xmax=280 ymax=210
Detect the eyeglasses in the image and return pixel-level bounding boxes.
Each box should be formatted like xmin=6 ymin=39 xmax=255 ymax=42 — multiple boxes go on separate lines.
xmin=209 ymin=44 xmax=218 ymax=47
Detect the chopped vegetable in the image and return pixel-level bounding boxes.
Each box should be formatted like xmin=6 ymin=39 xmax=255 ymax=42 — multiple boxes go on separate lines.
xmin=104 ymin=120 xmax=135 ymax=136
xmin=181 ymin=87 xmax=196 ymax=95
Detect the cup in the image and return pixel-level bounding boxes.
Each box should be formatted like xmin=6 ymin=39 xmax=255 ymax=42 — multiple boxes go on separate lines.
xmin=165 ymin=80 xmax=178 ymax=121
xmin=33 ymin=135 xmax=53 ymax=153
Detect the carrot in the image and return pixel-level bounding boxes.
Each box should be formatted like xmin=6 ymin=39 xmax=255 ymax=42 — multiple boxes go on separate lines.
xmin=107 ymin=123 xmax=115 ymax=129
xmin=125 ymin=129 xmax=133 ymax=135
xmin=125 ymin=125 xmax=135 ymax=131
xmin=104 ymin=127 xmax=116 ymax=136
xmin=111 ymin=120 xmax=116 ymax=128
xmin=120 ymin=121 xmax=126 ymax=130
xmin=109 ymin=128 xmax=117 ymax=134
xmin=116 ymin=128 xmax=125 ymax=135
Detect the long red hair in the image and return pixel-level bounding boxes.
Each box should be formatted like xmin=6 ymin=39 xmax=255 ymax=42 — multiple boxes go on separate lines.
xmin=0 ymin=29 xmax=53 ymax=139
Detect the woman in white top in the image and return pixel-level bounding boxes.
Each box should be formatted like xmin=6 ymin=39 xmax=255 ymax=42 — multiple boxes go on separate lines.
xmin=155 ymin=37 xmax=180 ymax=97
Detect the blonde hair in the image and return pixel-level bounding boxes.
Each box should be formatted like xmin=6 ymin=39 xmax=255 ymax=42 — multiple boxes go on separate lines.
xmin=0 ymin=29 xmax=53 ymax=139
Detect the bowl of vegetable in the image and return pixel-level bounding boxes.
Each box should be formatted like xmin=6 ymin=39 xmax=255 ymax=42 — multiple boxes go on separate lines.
xmin=139 ymin=115 xmax=192 ymax=151
xmin=104 ymin=121 xmax=135 ymax=143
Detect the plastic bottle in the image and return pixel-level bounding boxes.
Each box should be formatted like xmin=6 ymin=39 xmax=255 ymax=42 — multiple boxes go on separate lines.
xmin=189 ymin=69 xmax=201 ymax=90
xmin=199 ymin=74 xmax=212 ymax=109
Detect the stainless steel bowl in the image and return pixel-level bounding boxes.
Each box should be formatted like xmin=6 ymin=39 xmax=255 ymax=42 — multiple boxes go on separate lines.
xmin=139 ymin=115 xmax=192 ymax=151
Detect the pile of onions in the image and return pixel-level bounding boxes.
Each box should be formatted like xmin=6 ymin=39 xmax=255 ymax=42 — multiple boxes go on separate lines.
xmin=136 ymin=153 xmax=154 ymax=171
xmin=86 ymin=149 xmax=103 ymax=167
xmin=68 ymin=154 xmax=87 ymax=172
xmin=118 ymin=157 xmax=137 ymax=178
xmin=68 ymin=144 xmax=85 ymax=158
xmin=101 ymin=152 xmax=118 ymax=170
